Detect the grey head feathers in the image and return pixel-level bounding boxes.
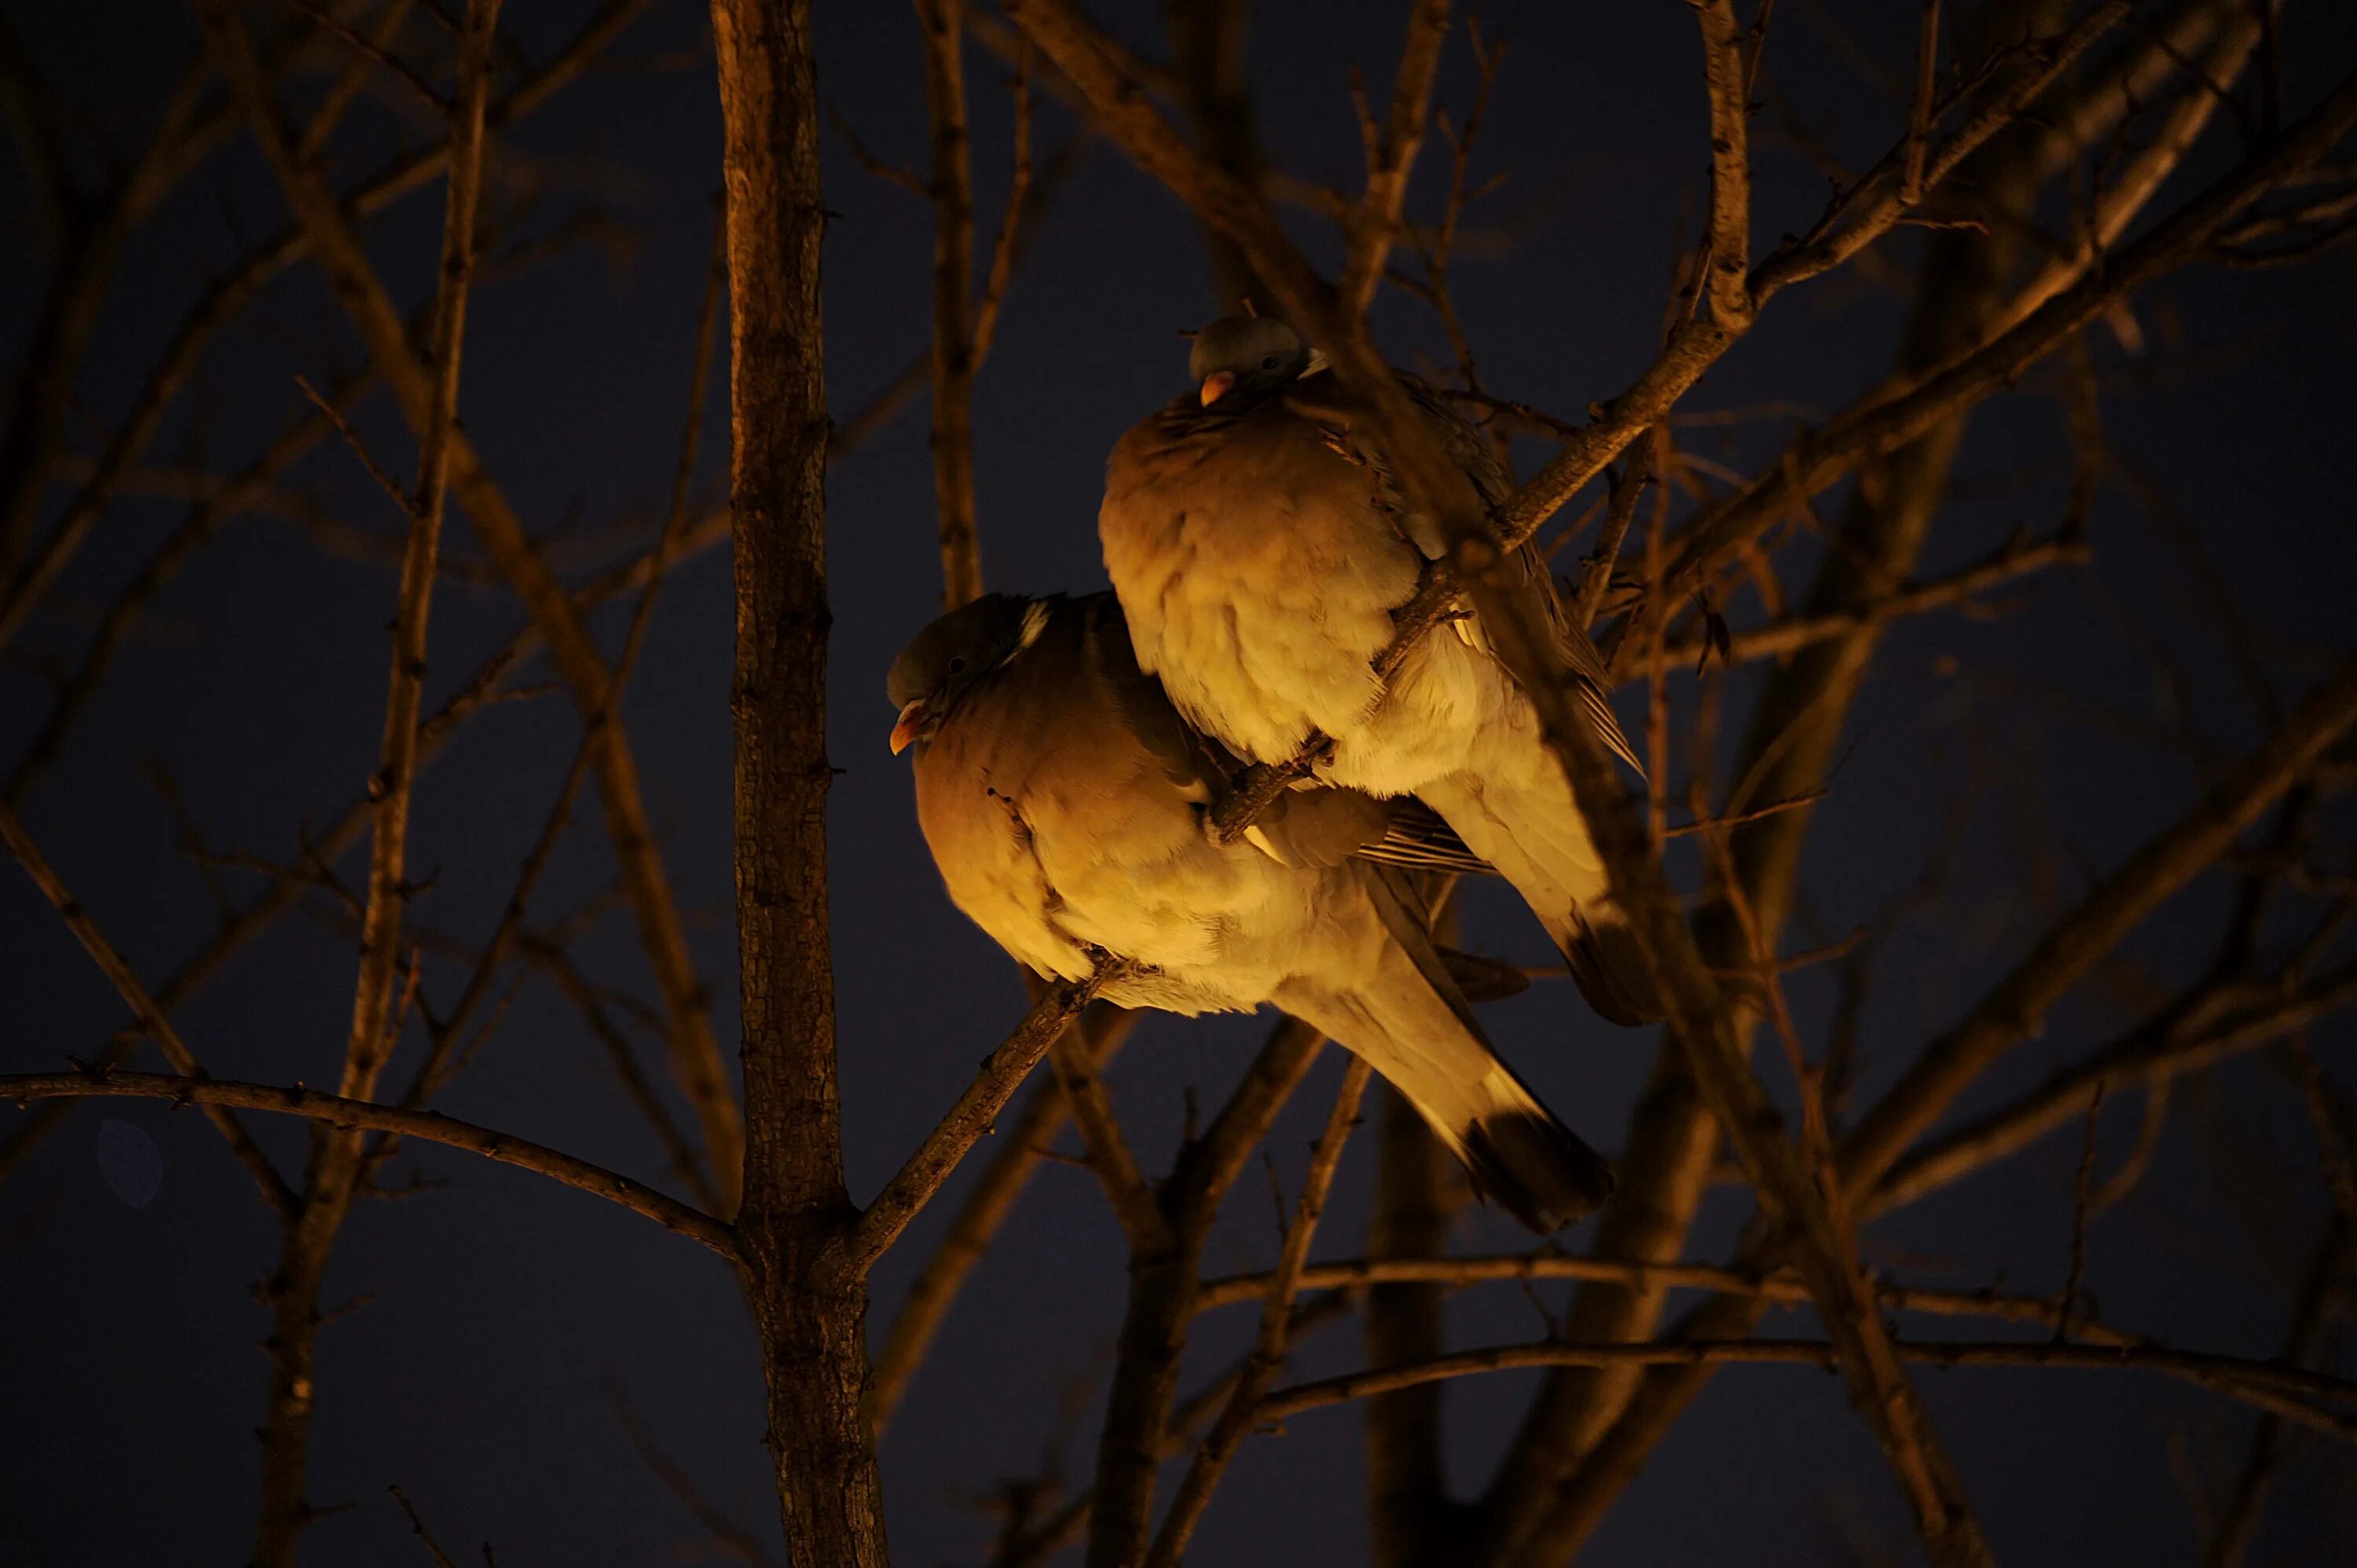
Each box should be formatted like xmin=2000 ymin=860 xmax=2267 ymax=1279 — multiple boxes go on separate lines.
xmin=1187 ymin=315 xmax=1315 ymax=405
xmin=886 ymin=593 xmax=1053 ymax=755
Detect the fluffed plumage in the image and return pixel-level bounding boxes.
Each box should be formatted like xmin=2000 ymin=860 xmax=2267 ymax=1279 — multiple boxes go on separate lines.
xmin=889 ymin=591 xmax=1613 ymax=1232
xmin=1101 ymin=317 xmax=1662 ymax=1025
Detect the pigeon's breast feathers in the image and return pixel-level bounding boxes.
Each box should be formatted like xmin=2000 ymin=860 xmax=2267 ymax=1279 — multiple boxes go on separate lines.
xmin=1102 ymin=390 xmax=1425 ymax=763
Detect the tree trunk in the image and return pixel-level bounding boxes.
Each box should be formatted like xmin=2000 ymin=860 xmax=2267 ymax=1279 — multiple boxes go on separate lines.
xmin=709 ymin=2 xmax=887 ymax=1563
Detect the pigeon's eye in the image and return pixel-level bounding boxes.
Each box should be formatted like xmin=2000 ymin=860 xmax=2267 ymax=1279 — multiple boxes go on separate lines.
xmin=1260 ymin=355 xmax=1277 ymax=370
xmin=948 ymin=657 xmax=968 ymax=676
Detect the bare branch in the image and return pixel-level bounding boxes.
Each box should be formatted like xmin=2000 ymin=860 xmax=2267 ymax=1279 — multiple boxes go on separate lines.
xmin=1538 ymin=669 xmax=1990 ymax=1559
xmin=867 ymin=1004 xmax=1138 ymax=1433
xmin=1146 ymin=1059 xmax=1370 ymax=1567
xmin=971 ymin=45 xmax=1034 ymax=368
xmin=1048 ymin=1006 xmax=1166 ymax=1249
xmin=404 ymin=199 xmax=728 ymax=1133
xmin=1874 ymin=958 xmax=2357 ymax=1215
xmin=1338 ymin=0 xmax=1450 ymax=317
xmin=299 ymin=0 xmax=423 ymax=161
xmin=1695 ymin=0 xmax=1754 ymax=330
xmin=0 ymin=532 xmax=620 ymax=1189
xmin=1983 ymin=9 xmax=2266 ymax=344
xmin=0 ymin=1069 xmax=735 ymax=1255
xmin=708 ymin=1 xmax=898 ymax=1555
xmin=1360 ymin=1079 xmax=1456 ymax=1568
xmin=1667 ymin=69 xmax=2357 ymax=593
xmin=1574 ymin=436 xmax=1653 ymax=631
xmin=607 ymin=1376 xmax=779 ymax=1567
xmin=1081 ymin=1015 xmax=1325 ymax=1567
xmin=1901 ymin=0 xmax=1941 ymax=203
xmin=1656 ymin=526 xmax=2090 ymax=670
xmin=205 ymin=0 xmax=745 ymax=1207
xmin=388 ymin=1484 xmax=463 ymax=1568
xmin=0 ymin=0 xmax=655 ymax=658
xmin=332 ymin=0 xmax=498 ymax=1164
xmin=1842 ymin=668 xmax=2357 ymax=1197
xmin=1256 ymin=1337 xmax=2357 ymax=1441
xmin=288 ymin=0 xmax=447 ymax=112
xmin=226 ymin=9 xmax=505 ymax=1555
xmin=851 ymin=960 xmax=1135 ymax=1269
xmin=1494 ymin=2 xmax=2132 ymax=548
xmin=1197 ymin=1251 xmax=2189 ymax=1348
xmin=0 ymin=798 xmax=295 ymax=1218
xmin=917 ymin=0 xmax=983 ymax=608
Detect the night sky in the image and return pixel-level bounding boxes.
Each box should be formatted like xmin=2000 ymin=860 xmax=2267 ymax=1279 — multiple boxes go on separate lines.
xmin=4 ymin=2 xmax=2355 ymax=1564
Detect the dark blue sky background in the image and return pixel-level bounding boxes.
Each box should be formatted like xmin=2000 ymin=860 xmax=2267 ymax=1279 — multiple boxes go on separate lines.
xmin=2 ymin=2 xmax=2353 ymax=1563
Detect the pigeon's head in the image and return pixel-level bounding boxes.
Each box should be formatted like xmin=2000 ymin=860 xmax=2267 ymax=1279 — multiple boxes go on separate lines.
xmin=887 ymin=594 xmax=1053 ymax=756
xmin=1188 ymin=315 xmax=1312 ymax=407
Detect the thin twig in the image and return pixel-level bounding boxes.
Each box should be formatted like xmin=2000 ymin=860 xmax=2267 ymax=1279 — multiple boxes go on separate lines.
xmin=0 ymin=798 xmax=295 ymax=1218
xmin=1337 ymin=0 xmax=1450 ymax=317
xmin=867 ymin=1005 xmax=1138 ymax=1433
xmin=1666 ymin=69 xmax=2357 ymax=594
xmin=1146 ymin=1060 xmax=1370 ymax=1568
xmin=0 ymin=1069 xmax=735 ymax=1255
xmin=1844 ymin=668 xmax=2357 ymax=1196
xmin=916 ymin=0 xmax=982 ymax=608
xmin=1656 ymin=527 xmax=2090 ymax=671
xmin=1901 ymin=0 xmax=1941 ymax=203
xmin=207 ymin=0 xmax=745 ymax=1209
xmin=605 ymin=1376 xmax=778 ymax=1566
xmin=295 ymin=374 xmax=416 ymax=517
xmin=288 ymin=0 xmax=448 ymax=112
xmin=2058 ymin=1084 xmax=2105 ymax=1340
xmin=971 ymin=42 xmax=1033 ymax=367
xmin=850 ymin=958 xmax=1135 ymax=1268
xmin=1080 ymin=1014 xmax=1327 ymax=1567
xmin=1047 ymin=1006 xmax=1164 ymax=1248
xmin=388 ymin=1485 xmax=462 ymax=1568
xmin=1255 ymin=1336 xmax=2357 ymax=1438
xmin=1574 ymin=435 xmax=1652 ymax=630
xmin=0 ymin=0 xmax=653 ymax=658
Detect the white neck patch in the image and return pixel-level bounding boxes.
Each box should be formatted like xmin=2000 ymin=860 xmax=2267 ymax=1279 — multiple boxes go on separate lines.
xmin=1008 ymin=599 xmax=1052 ymax=661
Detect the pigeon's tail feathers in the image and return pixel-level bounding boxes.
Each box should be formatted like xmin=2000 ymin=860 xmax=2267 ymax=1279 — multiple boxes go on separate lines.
xmin=1544 ymin=905 xmax=1666 ymax=1028
xmin=1416 ymin=768 xmax=1666 ymax=1028
xmin=1281 ymin=976 xmax=1612 ymax=1232
xmin=1277 ymin=879 xmax=1612 ymax=1233
xmin=1459 ymin=1092 xmax=1617 ymax=1234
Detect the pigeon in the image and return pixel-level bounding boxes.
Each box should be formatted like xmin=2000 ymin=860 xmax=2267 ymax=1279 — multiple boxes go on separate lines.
xmin=889 ymin=589 xmax=1614 ymax=1232
xmin=1098 ymin=316 xmax=1662 ymax=1024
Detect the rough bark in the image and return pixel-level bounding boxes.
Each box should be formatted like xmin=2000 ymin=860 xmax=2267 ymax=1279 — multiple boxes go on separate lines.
xmin=709 ymin=2 xmax=886 ymax=1563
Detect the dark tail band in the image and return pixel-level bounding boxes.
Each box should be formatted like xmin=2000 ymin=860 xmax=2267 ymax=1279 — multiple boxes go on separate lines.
xmin=1461 ymin=1108 xmax=1615 ymax=1233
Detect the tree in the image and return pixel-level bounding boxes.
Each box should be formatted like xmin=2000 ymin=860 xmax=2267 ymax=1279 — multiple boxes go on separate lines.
xmin=3 ymin=1 xmax=2354 ymax=1563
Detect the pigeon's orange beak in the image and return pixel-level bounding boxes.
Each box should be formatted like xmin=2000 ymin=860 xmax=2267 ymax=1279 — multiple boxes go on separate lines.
xmin=889 ymin=699 xmax=928 ymax=756
xmin=1198 ymin=369 xmax=1236 ymax=407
